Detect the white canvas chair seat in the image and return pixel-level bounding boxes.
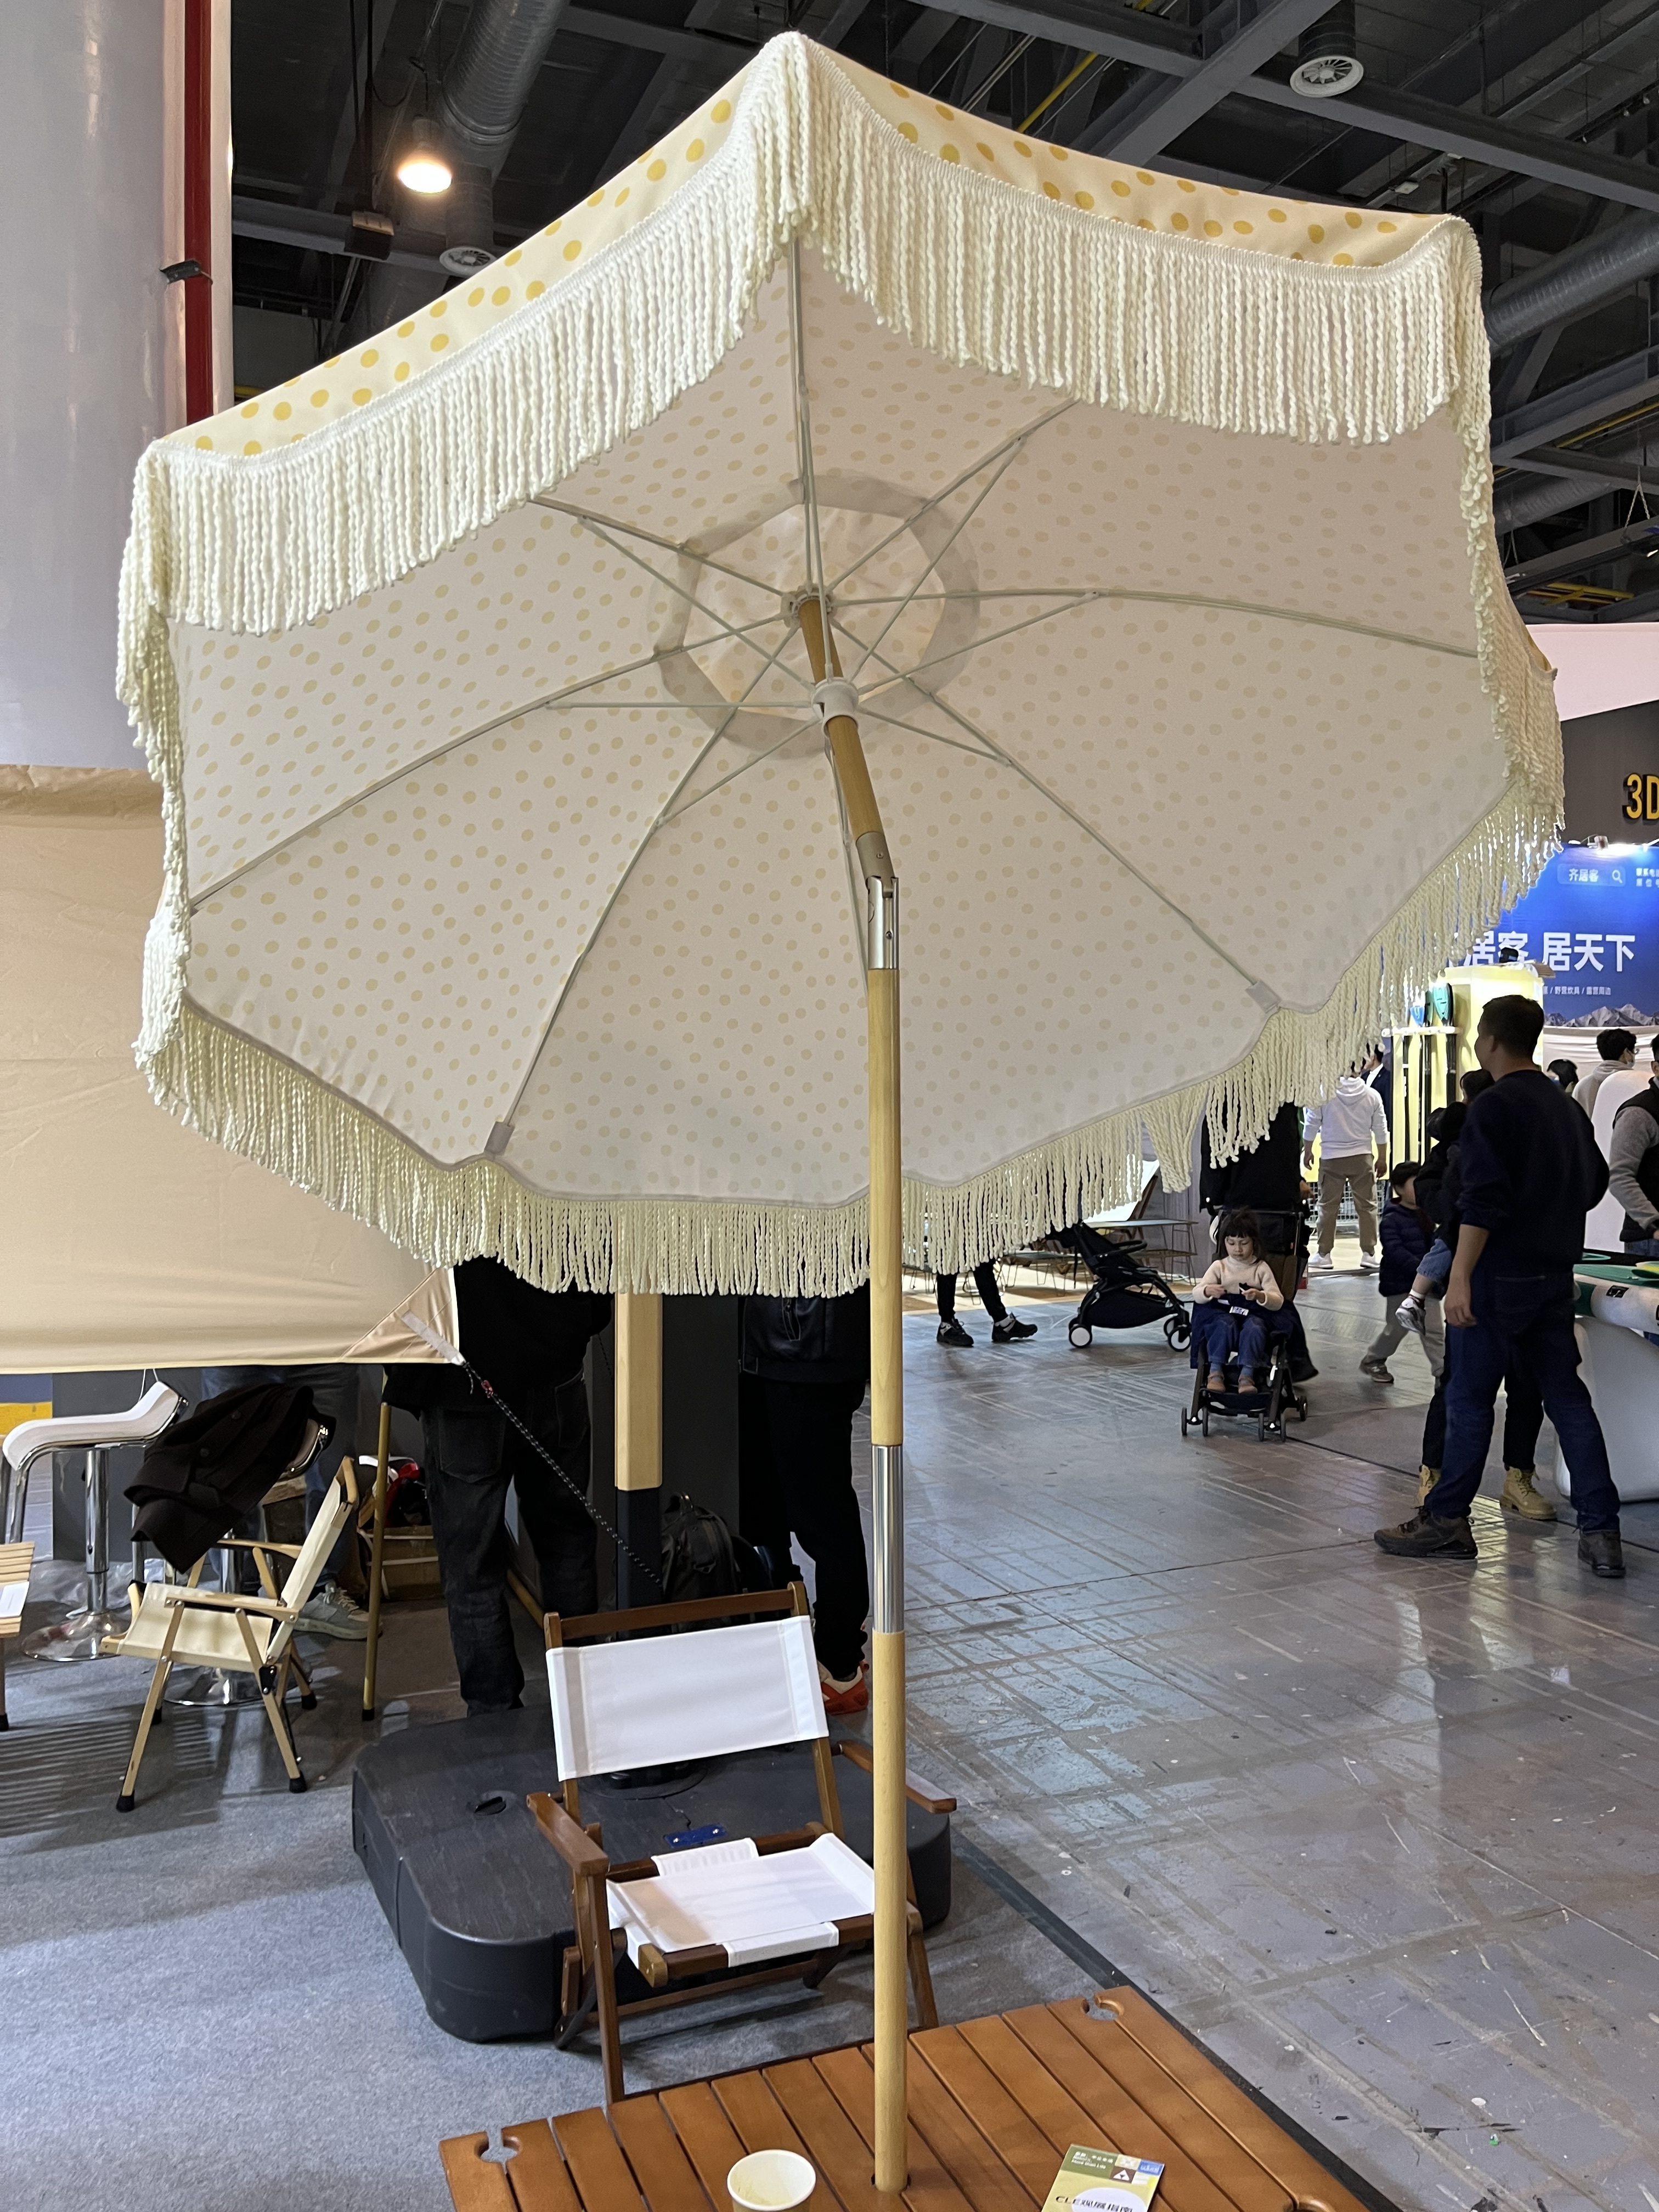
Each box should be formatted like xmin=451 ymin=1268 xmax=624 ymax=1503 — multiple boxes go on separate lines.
xmin=114 ymin=1581 xmax=278 ymax=1668
xmin=606 ymin=1832 xmax=877 ymax=1970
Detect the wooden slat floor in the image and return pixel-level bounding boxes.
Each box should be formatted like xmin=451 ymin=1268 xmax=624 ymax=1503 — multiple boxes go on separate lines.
xmin=439 ymin=1991 xmax=1374 ymax=2212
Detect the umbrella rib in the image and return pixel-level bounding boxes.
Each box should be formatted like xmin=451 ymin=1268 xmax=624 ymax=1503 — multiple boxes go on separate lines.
xmin=662 ymin=715 xmax=822 ymax=820
xmin=823 ymin=400 xmax=1075 ymax=594
xmin=183 ymin=624 xmax=788 ymax=910
xmin=855 ymin=640 xmax=1266 ymax=993
xmin=531 ymin=497 xmax=780 ymax=602
xmin=561 ymin=512 xmax=806 ymax=673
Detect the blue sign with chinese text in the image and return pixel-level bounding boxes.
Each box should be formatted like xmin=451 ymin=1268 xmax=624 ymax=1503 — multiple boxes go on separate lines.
xmin=1472 ymin=845 xmax=1659 ymax=1024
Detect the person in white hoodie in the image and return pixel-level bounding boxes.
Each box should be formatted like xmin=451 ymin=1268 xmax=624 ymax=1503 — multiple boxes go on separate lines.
xmin=1302 ymin=1062 xmax=1389 ymax=1272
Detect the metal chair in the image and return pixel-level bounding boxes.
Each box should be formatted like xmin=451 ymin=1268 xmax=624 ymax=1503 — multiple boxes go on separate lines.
xmin=2 ymin=1383 xmax=182 ymax=1663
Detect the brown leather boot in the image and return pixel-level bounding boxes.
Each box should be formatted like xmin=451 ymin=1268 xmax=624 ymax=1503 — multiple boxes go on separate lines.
xmin=1499 ymin=1465 xmax=1556 ymax=1522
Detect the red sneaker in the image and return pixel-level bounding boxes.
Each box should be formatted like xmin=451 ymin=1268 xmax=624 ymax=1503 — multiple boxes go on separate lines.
xmin=818 ymin=1661 xmax=869 ymax=1716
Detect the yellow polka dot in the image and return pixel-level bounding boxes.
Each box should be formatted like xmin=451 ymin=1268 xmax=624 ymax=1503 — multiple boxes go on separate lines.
xmin=686 ymin=138 xmax=704 ymax=161
xmin=526 ymin=280 xmax=545 ymax=298
xmin=467 ymin=286 xmax=484 ymax=306
xmin=934 ymin=103 xmax=953 ymax=120
xmin=359 ymin=347 xmax=379 ymax=365
xmin=1290 ymin=251 xmax=1304 ymax=260
xmin=394 ymin=362 xmax=410 ymax=381
xmin=1308 ymin=223 xmax=1324 ymax=242
xmin=712 ymin=98 xmax=731 ymax=122
xmin=505 ymin=249 xmax=522 ymax=266
xmin=1136 ymin=217 xmax=1154 ymax=228
xmin=1074 ymin=190 xmax=1094 ymax=210
xmin=1345 ymin=210 xmax=1362 ymax=228
xmin=1171 ymin=212 xmax=1188 ymax=232
xmin=562 ymin=239 xmax=582 ymax=261
xmin=431 ymin=332 xmax=449 ymax=350
xmin=430 ymin=298 xmax=446 ymax=317
xmin=1203 ymin=219 xmax=1222 ymax=236
xmin=547 ymin=218 xmax=562 ymax=234
xmin=647 ymin=160 xmax=666 ymax=180
xmin=1333 ymin=251 xmax=1354 ymax=265
xmin=941 ymin=143 xmax=960 ymax=162
xmin=1268 ymin=208 xmax=1286 ymax=223
xmin=397 ymin=320 xmax=414 ymax=337
xmin=492 ymin=285 xmax=511 ymax=304
xmin=195 ymin=434 xmax=212 ymax=448
xmin=239 ymin=400 xmax=258 ymax=417
xmin=1135 ymin=171 xmax=1154 ymax=186
xmin=889 ymin=81 xmax=909 ymax=96
xmin=273 ymin=400 xmax=292 ymax=420
xmin=1014 ymin=140 xmax=1033 ymax=158
xmin=1041 ymin=178 xmax=1059 ymax=198
xmin=243 ymin=439 xmax=262 ymax=454
xmin=1050 ymin=146 xmax=1067 ymax=161
xmin=1233 ymin=220 xmax=1252 ymax=234
xmin=1378 ymin=219 xmax=1397 ymax=233
xmin=975 ymin=141 xmax=995 ymax=160
xmin=352 ymin=387 xmax=371 ymax=404
xmin=613 ymin=187 xmax=629 ymax=206
xmin=310 ymin=389 xmax=329 ymax=407
xmin=1110 ymin=179 xmax=1131 ymax=198
xmin=898 ymin=120 xmax=918 ymax=142
xmin=1177 ymin=178 xmax=1196 ymax=193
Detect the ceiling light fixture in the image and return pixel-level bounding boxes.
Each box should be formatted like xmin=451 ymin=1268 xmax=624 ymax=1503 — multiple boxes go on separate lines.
xmin=396 ymin=117 xmax=452 ymax=195
xmin=1289 ymin=3 xmax=1364 ymax=99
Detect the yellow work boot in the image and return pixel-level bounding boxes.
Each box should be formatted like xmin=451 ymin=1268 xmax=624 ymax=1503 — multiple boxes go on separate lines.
xmin=1500 ymin=1465 xmax=1556 ymax=1521
xmin=1417 ymin=1464 xmax=1437 ymax=1508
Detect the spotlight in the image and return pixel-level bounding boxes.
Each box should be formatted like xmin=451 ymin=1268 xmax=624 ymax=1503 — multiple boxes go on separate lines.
xmin=396 ymin=117 xmax=452 ymax=196
xmin=1290 ymin=3 xmax=1364 ymax=99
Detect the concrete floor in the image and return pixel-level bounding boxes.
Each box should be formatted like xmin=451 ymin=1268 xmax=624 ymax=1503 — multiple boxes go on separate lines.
xmin=5 ymin=1249 xmax=1659 ymax=2210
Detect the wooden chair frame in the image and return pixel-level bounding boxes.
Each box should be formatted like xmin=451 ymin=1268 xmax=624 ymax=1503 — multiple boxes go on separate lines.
xmin=0 ymin=1540 xmax=36 ymax=1731
xmin=104 ymin=1441 xmax=354 ymax=1810
xmin=528 ymin=1584 xmax=953 ymax=2106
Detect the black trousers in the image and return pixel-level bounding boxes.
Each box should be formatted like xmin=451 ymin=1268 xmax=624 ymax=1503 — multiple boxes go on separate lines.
xmin=737 ymin=1373 xmax=870 ymax=1681
xmin=936 ymin=1263 xmax=1006 ymax=1321
xmin=421 ymin=1375 xmax=595 ymax=1715
xmin=1420 ymin=1355 xmax=1544 ymax=1470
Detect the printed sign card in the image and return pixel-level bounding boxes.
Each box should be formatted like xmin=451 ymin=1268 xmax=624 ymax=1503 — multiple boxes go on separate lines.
xmin=1039 ymin=2142 xmax=1164 ymax=2212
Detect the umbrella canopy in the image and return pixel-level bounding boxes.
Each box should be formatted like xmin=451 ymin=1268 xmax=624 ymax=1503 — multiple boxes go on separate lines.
xmin=121 ymin=34 xmax=1558 ymax=1295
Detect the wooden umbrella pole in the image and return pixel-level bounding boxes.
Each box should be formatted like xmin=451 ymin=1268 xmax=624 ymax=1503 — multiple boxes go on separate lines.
xmin=613 ymin=1292 xmax=663 ymax=1609
xmin=799 ymin=595 xmax=908 ymax=2193
xmin=362 ymin=1400 xmax=392 ymax=1720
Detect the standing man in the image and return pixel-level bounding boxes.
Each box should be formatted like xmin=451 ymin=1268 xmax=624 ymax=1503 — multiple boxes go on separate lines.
xmin=1302 ymin=1061 xmax=1389 ymax=1273
xmin=385 ymin=1258 xmax=610 ymax=1714
xmin=1375 ymin=995 xmax=1623 ymax=1577
xmin=1575 ymin=1028 xmax=1636 ymax=1122
xmin=1605 ymin=1034 xmax=1659 ymax=1259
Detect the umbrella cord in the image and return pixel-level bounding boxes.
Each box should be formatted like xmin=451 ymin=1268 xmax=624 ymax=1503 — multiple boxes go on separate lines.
xmin=462 ymin=1363 xmax=665 ymax=1596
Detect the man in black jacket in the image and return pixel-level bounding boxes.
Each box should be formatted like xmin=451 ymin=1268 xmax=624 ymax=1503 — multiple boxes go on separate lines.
xmin=1376 ymin=995 xmax=1622 ymax=1576
xmin=385 ymin=1258 xmax=611 ymax=1713
xmin=738 ymin=1286 xmax=872 ymax=1714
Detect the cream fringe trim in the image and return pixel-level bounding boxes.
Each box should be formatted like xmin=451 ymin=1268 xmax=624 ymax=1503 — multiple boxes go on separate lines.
xmin=120 ymin=32 xmax=1561 ymax=1293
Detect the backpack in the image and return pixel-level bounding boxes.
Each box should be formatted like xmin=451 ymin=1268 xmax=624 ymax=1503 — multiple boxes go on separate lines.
xmin=658 ymin=1493 xmax=768 ymax=1604
xmin=125 ymin=1383 xmax=330 ymax=1571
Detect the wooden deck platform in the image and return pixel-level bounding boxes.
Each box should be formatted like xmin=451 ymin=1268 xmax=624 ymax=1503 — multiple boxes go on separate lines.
xmin=440 ymin=1989 xmax=1375 ymax=2211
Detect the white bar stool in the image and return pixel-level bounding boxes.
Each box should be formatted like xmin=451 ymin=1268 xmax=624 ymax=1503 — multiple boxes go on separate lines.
xmin=3 ymin=1384 xmax=182 ymax=1663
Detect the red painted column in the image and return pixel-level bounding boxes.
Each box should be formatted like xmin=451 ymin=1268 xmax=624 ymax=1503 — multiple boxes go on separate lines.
xmin=183 ymin=0 xmax=214 ymax=423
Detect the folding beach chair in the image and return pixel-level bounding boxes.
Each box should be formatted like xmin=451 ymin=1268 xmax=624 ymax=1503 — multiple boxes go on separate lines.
xmin=0 ymin=1541 xmax=35 ymax=1729
xmin=529 ymin=1584 xmax=950 ymax=2103
xmin=103 ymin=1433 xmax=352 ymax=1808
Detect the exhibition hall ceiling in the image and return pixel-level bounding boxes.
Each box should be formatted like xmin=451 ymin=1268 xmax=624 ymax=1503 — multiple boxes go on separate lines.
xmin=229 ymin=0 xmax=1659 ymax=618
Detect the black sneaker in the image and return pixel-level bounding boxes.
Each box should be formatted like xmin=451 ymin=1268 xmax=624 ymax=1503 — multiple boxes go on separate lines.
xmin=936 ymin=1317 xmax=974 ymax=1347
xmin=991 ymin=1314 xmax=1037 ymax=1342
xmin=1578 ymin=1530 xmax=1626 ymax=1579
xmin=1374 ymin=1509 xmax=1477 ymax=1560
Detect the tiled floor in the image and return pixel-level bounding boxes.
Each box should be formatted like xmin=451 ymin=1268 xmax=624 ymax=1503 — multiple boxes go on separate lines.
xmin=895 ymin=1250 xmax=1659 ymax=2212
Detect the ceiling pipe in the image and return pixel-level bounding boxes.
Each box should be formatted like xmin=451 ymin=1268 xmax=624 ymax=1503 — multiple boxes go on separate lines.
xmin=1487 ymin=213 xmax=1659 ymax=354
xmin=1493 ymin=430 xmax=1657 ymax=535
xmin=429 ymin=0 xmax=571 ymax=270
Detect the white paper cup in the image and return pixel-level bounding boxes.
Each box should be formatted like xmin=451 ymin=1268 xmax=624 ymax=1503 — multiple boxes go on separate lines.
xmin=726 ymin=2148 xmax=817 ymax=2209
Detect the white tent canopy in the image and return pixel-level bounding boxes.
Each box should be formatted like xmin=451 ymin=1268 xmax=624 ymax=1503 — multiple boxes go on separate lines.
xmin=0 ymin=770 xmax=454 ymax=1370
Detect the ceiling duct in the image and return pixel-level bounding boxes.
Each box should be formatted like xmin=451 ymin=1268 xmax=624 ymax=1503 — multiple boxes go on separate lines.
xmin=429 ymin=0 xmax=571 ymax=272
xmin=1486 ymin=213 xmax=1659 ymax=354
xmin=1493 ymin=431 xmax=1657 ymax=536
xmin=440 ymin=163 xmax=495 ymax=273
xmin=1289 ymin=3 xmax=1363 ymax=99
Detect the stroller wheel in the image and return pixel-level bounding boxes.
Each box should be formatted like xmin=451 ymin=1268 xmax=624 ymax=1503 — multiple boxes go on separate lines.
xmin=1163 ymin=1314 xmax=1190 ymax=1348
xmin=1069 ymin=1322 xmax=1093 ymax=1348
xmin=1180 ymin=1410 xmax=1189 ymax=1436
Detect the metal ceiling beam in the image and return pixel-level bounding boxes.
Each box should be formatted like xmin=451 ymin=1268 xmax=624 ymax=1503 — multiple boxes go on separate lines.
xmin=879 ymin=0 xmax=1197 ymax=77
xmin=232 ymin=196 xmax=444 ymax=272
xmin=1082 ymin=0 xmax=1330 ymax=163
xmin=559 ymin=8 xmax=753 ymax=66
xmin=1513 ymin=446 xmax=1656 ymax=494
xmin=1491 ymin=343 xmax=1659 ymax=462
xmin=1505 ymin=516 xmax=1659 ymax=594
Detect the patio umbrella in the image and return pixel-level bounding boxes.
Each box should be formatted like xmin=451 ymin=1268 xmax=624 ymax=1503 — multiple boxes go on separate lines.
xmin=119 ymin=35 xmax=1558 ymax=2179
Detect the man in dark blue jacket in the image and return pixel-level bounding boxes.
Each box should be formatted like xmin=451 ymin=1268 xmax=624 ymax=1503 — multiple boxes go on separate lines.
xmin=1374 ymin=995 xmax=1622 ymax=1575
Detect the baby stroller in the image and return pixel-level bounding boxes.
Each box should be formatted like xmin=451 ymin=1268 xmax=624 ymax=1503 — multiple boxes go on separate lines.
xmin=1181 ymin=1208 xmax=1313 ymax=1442
xmin=1053 ymin=1221 xmax=1190 ymax=1351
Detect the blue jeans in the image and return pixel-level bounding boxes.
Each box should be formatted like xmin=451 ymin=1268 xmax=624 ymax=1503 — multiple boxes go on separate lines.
xmin=1417 ymin=1237 xmax=1453 ymax=1289
xmin=1195 ymin=1302 xmax=1269 ymax=1378
xmin=1623 ymin=1237 xmax=1659 ymax=1260
xmin=201 ymin=1364 xmax=362 ymax=1581
xmin=1427 ymin=1269 xmax=1620 ymax=1532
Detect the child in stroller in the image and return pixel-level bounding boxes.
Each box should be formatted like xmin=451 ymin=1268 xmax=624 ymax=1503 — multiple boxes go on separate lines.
xmin=1182 ymin=1206 xmax=1314 ymax=1441
xmin=1192 ymin=1210 xmax=1281 ymax=1394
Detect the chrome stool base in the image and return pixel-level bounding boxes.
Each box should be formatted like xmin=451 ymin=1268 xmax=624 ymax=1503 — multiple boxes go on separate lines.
xmin=166 ymin=1666 xmax=266 ymax=1707
xmin=22 ymin=1605 xmax=129 ymax=1663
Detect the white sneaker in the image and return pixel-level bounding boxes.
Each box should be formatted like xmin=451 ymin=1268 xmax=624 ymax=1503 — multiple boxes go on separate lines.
xmin=297 ymin=1579 xmax=370 ymax=1640
xmin=1359 ymin=1251 xmax=1380 ymax=1272
xmin=1306 ymin=1255 xmax=1334 ymax=1274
